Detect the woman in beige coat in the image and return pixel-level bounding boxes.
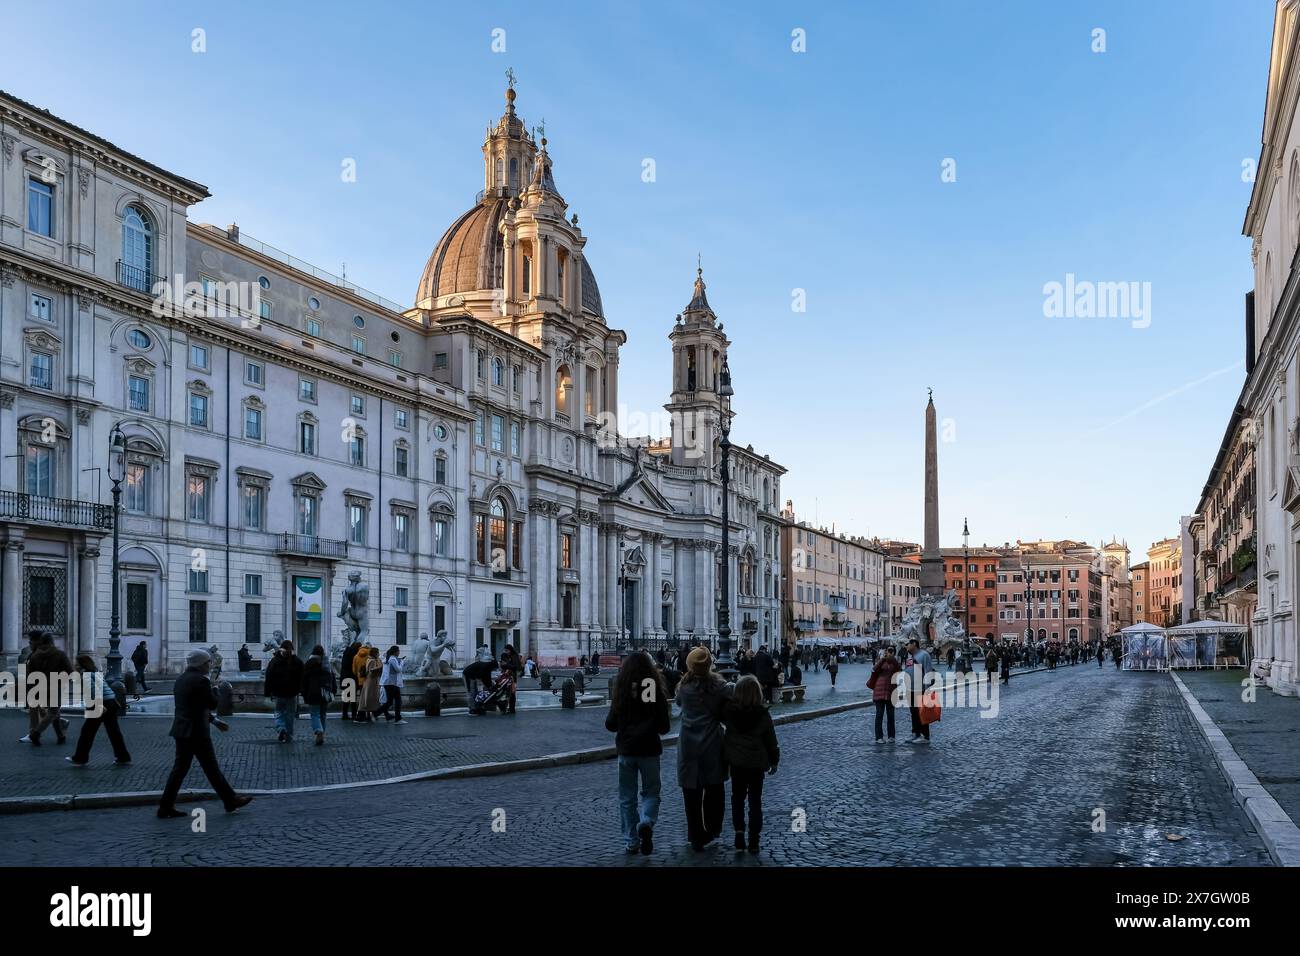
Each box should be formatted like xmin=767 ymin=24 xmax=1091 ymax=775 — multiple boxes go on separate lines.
xmin=355 ymin=645 xmax=382 ymax=722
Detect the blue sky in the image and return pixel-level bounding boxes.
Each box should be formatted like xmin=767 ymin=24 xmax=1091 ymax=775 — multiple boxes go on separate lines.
xmin=3 ymin=0 xmax=1275 ymax=556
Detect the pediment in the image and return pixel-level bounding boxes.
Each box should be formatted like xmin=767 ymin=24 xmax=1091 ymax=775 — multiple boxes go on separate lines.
xmin=1283 ymin=459 xmax=1300 ymax=516
xmin=291 ymin=471 xmax=327 ymax=492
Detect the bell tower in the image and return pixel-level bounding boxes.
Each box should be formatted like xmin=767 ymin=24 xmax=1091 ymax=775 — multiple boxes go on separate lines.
xmin=482 ymin=70 xmax=537 ymax=198
xmin=666 ymin=264 xmax=730 ymax=467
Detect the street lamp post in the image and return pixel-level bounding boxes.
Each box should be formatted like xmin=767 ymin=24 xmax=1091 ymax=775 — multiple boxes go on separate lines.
xmin=716 ymin=358 xmax=735 ymax=672
xmin=106 ymin=424 xmax=126 ymax=683
xmin=962 ymin=517 xmax=970 ymax=640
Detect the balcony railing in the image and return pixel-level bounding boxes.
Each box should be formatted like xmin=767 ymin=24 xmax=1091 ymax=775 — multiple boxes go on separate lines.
xmin=0 ymin=491 xmax=112 ymax=529
xmin=488 ymin=606 xmax=522 ymax=624
xmin=116 ymin=260 xmax=164 ymax=295
xmin=276 ymin=533 xmax=348 ymax=559
xmin=793 ymin=618 xmax=820 ymax=632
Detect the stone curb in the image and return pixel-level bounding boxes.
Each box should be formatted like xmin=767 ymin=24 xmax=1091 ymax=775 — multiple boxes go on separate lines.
xmin=0 ymin=695 xmax=878 ymax=816
xmin=1169 ymin=671 xmax=1300 ymax=867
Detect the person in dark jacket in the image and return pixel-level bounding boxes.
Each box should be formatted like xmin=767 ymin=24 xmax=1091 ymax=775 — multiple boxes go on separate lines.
xmin=778 ymin=641 xmax=791 ymax=680
xmin=263 ymin=640 xmax=304 ymax=742
xmin=130 ymin=641 xmax=150 ymax=695
xmin=675 ymin=647 xmax=733 ymax=851
xmin=604 ymin=651 xmax=671 ymax=855
xmin=999 ymin=647 xmax=1011 ymax=684
xmin=21 ymin=633 xmax=73 ymax=746
xmin=67 ymin=654 xmax=131 ymax=766
xmin=869 ymin=646 xmax=903 ymax=743
xmin=339 ymin=641 xmax=361 ymax=721
xmin=984 ymin=646 xmax=998 ymax=685
xmin=721 ymin=675 xmax=779 ymax=854
xmin=300 ymin=645 xmax=336 ymax=746
xmin=158 ymin=649 xmax=252 ymax=818
xmin=826 ymin=652 xmax=839 ymax=688
xmin=752 ymin=647 xmax=777 ymax=703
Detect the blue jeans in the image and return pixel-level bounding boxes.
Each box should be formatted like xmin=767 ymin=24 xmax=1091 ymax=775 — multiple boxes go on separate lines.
xmin=617 ymin=754 xmax=662 ymax=848
xmin=273 ymin=696 xmax=297 ymax=737
xmin=308 ymin=702 xmax=327 ymax=734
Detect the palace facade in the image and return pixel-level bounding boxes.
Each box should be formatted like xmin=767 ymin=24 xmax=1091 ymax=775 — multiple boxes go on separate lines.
xmin=0 ymin=83 xmax=784 ymax=671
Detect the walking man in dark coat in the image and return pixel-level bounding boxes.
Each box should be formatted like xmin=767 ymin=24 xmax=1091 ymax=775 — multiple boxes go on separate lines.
xmin=752 ymin=647 xmax=777 ymax=703
xmin=158 ymin=649 xmax=252 ymax=819
xmin=130 ymin=641 xmax=150 ymax=695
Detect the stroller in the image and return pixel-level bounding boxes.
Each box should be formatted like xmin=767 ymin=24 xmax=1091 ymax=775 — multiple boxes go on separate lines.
xmin=468 ymin=668 xmax=516 ymax=715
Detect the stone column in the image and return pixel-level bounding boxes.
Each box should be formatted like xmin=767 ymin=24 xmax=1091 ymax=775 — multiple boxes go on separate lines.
xmin=605 ymin=530 xmax=618 ymax=635
xmin=672 ymin=540 xmax=684 ymax=638
xmin=78 ymin=542 xmax=99 ymax=655
xmin=1 ymin=538 xmax=23 ymax=658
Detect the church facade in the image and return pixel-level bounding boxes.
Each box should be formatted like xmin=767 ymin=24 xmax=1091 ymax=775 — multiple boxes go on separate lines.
xmin=0 ymin=83 xmax=784 ymax=672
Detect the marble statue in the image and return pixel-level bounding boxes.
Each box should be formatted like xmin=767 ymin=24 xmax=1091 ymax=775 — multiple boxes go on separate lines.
xmin=403 ymin=630 xmax=456 ymax=676
xmin=207 ymin=645 xmax=224 ymax=684
xmin=337 ymin=572 xmax=370 ymax=645
xmin=896 ymin=589 xmax=966 ymax=649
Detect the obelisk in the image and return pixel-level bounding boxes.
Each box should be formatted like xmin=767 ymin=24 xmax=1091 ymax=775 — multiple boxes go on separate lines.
xmin=919 ymin=389 xmax=945 ymax=596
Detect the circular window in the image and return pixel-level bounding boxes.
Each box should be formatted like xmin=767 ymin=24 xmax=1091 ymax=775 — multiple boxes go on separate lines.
xmin=308 ymin=296 xmax=320 ymax=311
xmin=353 ymin=315 xmax=365 ymax=329
xmin=258 ymin=276 xmax=270 ymax=290
xmin=434 ymin=424 xmax=448 ymax=441
xmin=390 ymin=331 xmax=400 ymax=343
xmin=127 ymin=329 xmax=151 ymax=349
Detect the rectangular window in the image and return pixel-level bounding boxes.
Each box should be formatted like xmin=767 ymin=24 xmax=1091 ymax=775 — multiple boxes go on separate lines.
xmin=435 ymin=518 xmax=449 ymax=556
xmin=190 ymin=343 xmax=209 ymax=370
xmin=512 ymin=365 xmax=521 ymax=392
xmin=245 ymin=360 xmax=264 ymax=386
xmin=395 ymin=408 xmax=409 ymax=429
xmin=299 ymin=421 xmax=316 ymax=455
xmin=259 ymin=300 xmax=272 ymax=321
xmin=245 ymin=573 xmax=262 ymax=596
xmin=297 ymin=494 xmax=318 ymax=536
xmin=475 ymin=514 xmax=487 ymax=563
xmin=434 ymin=352 xmax=448 ymax=369
xmin=395 ymin=445 xmax=409 ymax=477
xmin=29 ymin=352 xmax=53 ymax=389
xmin=29 ymin=293 xmax=52 ymax=321
xmin=561 ymin=531 xmax=573 ymax=569
xmin=395 ymin=587 xmax=409 ymax=608
xmin=435 ymin=456 xmax=447 ymax=485
xmin=395 ymin=610 xmax=408 ymax=646
xmin=351 ymin=335 xmax=366 ymax=355
xmin=510 ymin=421 xmax=520 ymax=456
xmin=388 ymin=350 xmax=402 ymax=368
xmin=187 ymin=474 xmax=210 ymax=522
xmin=350 ymin=394 xmax=365 ymax=417
xmin=188 ymin=568 xmax=209 ymax=592
xmin=27 ymin=178 xmax=53 ymax=236
xmin=242 ymin=484 xmax=264 ymax=530
xmin=349 ymin=504 xmax=366 ymax=545
xmin=476 ymin=351 xmax=485 ymax=378
xmin=475 ymin=411 xmax=485 ymax=446
xmin=126 ymin=583 xmax=148 ymax=630
xmin=244 ymin=603 xmax=261 ymax=644
xmin=188 ymin=600 xmax=207 ymax=643
xmin=349 ymin=436 xmax=365 ymax=467
xmin=393 ymin=513 xmax=410 ymax=551
xmin=128 ymin=375 xmax=150 ymax=411
xmin=306 ymin=318 xmax=321 ymax=337
xmin=299 ymin=377 xmax=317 ymax=402
xmin=189 ymin=392 xmax=209 ymax=428
xmin=491 ymin=414 xmax=505 ymax=452
xmin=245 ymin=407 xmax=262 ymax=441
xmin=125 ymin=462 xmax=149 ymax=513
xmin=513 ymin=520 xmax=523 ymax=569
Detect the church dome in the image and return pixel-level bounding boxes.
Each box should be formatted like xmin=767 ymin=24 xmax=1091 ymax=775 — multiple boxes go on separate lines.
xmin=415 ymin=195 xmax=605 ymax=318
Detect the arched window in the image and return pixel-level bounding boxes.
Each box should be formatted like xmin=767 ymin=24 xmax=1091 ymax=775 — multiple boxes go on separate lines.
xmin=121 ymin=205 xmax=154 ymax=290
xmin=492 ymin=357 xmax=505 ymax=387
xmin=490 ymin=497 xmax=508 ymax=571
xmin=555 ymin=365 xmax=572 ymax=417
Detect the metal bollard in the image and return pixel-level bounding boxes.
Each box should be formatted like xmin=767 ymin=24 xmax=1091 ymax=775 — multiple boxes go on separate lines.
xmin=561 ymin=677 xmax=577 ymax=709
xmin=424 ymin=681 xmax=441 ymax=717
xmin=539 ymin=670 xmax=553 ymax=691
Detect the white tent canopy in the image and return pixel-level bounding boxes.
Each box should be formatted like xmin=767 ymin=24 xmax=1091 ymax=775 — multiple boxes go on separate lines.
xmin=1117 ymin=620 xmax=1246 ymax=670
xmin=1121 ymin=622 xmax=1167 ymax=635
xmin=1166 ymin=621 xmax=1247 ymax=634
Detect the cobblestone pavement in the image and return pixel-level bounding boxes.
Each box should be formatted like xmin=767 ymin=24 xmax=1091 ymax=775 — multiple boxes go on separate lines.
xmin=0 ymin=665 xmax=877 ymax=798
xmin=0 ymin=663 xmax=1270 ymax=866
xmin=1177 ymin=669 xmax=1300 ymax=825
